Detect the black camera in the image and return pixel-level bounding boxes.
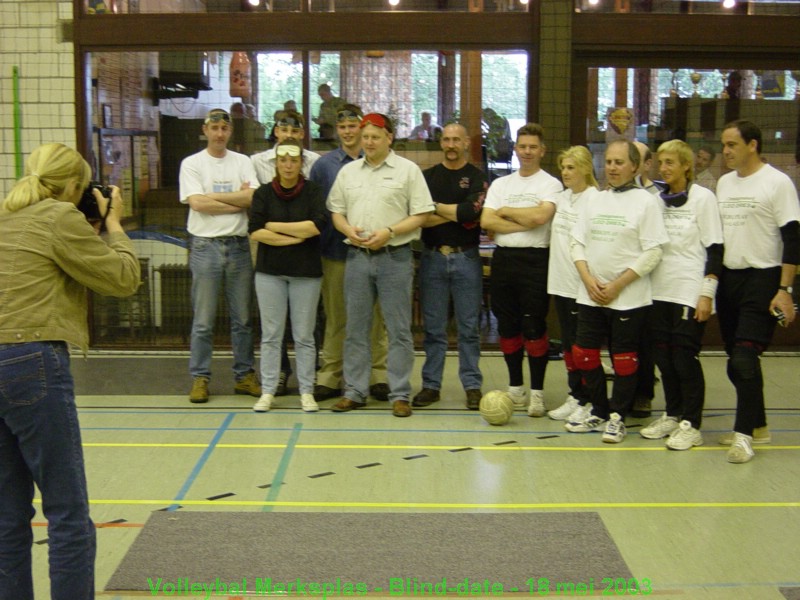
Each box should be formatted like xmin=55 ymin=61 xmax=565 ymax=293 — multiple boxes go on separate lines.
xmin=77 ymin=182 xmax=112 ymax=221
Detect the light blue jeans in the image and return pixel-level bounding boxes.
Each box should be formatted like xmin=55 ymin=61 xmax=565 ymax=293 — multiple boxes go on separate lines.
xmin=419 ymin=246 xmax=483 ymax=391
xmin=188 ymin=236 xmax=255 ymax=381
xmin=343 ymin=246 xmax=415 ymax=403
xmin=0 ymin=342 xmax=95 ymax=600
xmin=255 ymin=273 xmax=322 ymax=395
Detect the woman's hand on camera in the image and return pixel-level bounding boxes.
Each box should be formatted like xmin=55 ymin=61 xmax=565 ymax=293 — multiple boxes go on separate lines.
xmin=93 ymin=185 xmax=124 ymax=234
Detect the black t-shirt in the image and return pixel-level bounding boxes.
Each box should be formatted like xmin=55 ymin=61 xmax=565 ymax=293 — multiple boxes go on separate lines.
xmin=421 ymin=163 xmax=488 ymax=248
xmin=248 ymin=179 xmax=328 ymax=278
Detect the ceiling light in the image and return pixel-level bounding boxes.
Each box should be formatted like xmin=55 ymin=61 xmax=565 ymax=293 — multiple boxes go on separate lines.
xmin=722 ymin=0 xmax=735 ymax=8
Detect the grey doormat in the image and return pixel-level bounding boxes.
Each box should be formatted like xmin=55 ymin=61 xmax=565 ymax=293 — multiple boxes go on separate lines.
xmin=781 ymin=588 xmax=800 ymax=600
xmin=107 ymin=512 xmax=631 ymax=595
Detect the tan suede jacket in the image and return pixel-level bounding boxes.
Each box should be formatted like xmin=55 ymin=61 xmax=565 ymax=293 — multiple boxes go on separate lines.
xmin=0 ymin=198 xmax=141 ymax=353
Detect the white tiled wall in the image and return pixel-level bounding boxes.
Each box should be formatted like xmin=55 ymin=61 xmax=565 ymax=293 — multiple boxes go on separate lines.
xmin=0 ymin=1 xmax=76 ymax=198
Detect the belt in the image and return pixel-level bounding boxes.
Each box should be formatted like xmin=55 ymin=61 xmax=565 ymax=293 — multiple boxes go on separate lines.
xmin=353 ymin=243 xmax=410 ymax=254
xmin=425 ymin=244 xmax=477 ymax=256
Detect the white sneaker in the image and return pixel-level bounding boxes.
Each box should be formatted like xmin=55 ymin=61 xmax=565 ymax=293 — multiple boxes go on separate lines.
xmin=565 ymin=414 xmax=607 ymax=433
xmin=727 ymin=432 xmax=755 ymax=464
xmin=300 ymin=393 xmax=319 ymax=412
xmin=666 ymin=420 xmax=704 ymax=451
xmin=253 ymin=393 xmax=274 ymax=412
xmin=548 ymin=394 xmax=579 ymax=420
xmin=602 ymin=412 xmax=626 ymax=443
xmin=640 ymin=414 xmax=679 ymax=439
xmin=566 ymin=402 xmax=592 ymax=424
xmin=527 ymin=389 xmax=546 ymax=417
xmin=508 ymin=385 xmax=527 ymax=409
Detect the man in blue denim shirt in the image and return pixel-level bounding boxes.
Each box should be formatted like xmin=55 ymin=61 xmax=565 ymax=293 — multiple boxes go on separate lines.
xmin=413 ymin=123 xmax=487 ymax=410
xmin=309 ymin=105 xmax=390 ymax=403
xmin=179 ymin=108 xmax=262 ymax=403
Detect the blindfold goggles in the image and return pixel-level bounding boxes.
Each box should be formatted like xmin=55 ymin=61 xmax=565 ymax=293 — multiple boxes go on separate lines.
xmin=360 ymin=113 xmax=388 ymax=130
xmin=276 ymin=116 xmax=303 ymax=128
xmin=275 ymin=145 xmax=302 ymax=157
xmin=204 ymin=111 xmax=231 ymax=124
xmin=337 ymin=109 xmax=362 ymax=122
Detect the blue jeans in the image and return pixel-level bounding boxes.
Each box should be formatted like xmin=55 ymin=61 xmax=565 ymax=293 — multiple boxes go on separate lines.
xmin=343 ymin=246 xmax=415 ymax=403
xmin=255 ymin=273 xmax=322 ymax=395
xmin=419 ymin=246 xmax=483 ymax=390
xmin=0 ymin=342 xmax=96 ymax=600
xmin=189 ymin=236 xmax=255 ymax=380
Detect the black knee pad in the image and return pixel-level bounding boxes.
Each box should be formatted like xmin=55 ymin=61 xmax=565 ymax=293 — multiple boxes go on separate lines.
xmin=729 ymin=344 xmax=761 ymax=381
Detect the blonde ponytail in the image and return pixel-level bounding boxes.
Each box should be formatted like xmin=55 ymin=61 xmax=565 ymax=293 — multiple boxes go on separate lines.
xmin=2 ymin=143 xmax=91 ymax=213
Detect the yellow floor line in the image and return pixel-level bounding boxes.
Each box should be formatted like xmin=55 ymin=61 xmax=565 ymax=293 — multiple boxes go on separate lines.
xmin=35 ymin=499 xmax=800 ymax=509
xmin=82 ymin=442 xmax=800 ymax=451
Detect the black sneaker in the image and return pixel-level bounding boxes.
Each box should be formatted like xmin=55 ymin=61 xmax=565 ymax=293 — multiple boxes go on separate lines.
xmin=412 ymin=388 xmax=440 ymax=407
xmin=276 ymin=371 xmax=289 ymax=396
xmin=313 ymin=384 xmax=341 ymax=401
xmin=630 ymin=397 xmax=652 ymax=418
xmin=465 ymin=389 xmax=482 ymax=410
xmin=369 ymin=383 xmax=390 ymax=401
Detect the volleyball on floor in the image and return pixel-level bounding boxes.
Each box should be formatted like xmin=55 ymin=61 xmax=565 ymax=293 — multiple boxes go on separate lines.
xmin=479 ymin=390 xmax=514 ymax=425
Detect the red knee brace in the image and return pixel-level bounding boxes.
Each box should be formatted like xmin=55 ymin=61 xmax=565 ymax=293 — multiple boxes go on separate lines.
xmin=524 ymin=335 xmax=549 ymax=358
xmin=562 ymin=349 xmax=576 ymax=372
xmin=499 ymin=335 xmax=524 ymax=355
xmin=612 ymin=352 xmax=639 ymax=376
xmin=573 ymin=345 xmax=601 ymax=371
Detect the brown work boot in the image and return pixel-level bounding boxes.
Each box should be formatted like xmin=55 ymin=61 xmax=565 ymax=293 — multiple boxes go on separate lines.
xmin=234 ymin=371 xmax=261 ymax=397
xmin=392 ymin=400 xmax=413 ymax=417
xmin=412 ymin=388 xmax=440 ymax=407
xmin=189 ymin=376 xmax=209 ymax=404
xmin=465 ymin=389 xmax=482 ymax=410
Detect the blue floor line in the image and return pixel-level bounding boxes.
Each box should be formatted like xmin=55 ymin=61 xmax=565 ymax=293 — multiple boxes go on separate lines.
xmin=166 ymin=412 xmax=235 ymax=511
xmin=262 ymin=422 xmax=303 ymax=512
xmin=80 ymin=425 xmax=800 ymax=435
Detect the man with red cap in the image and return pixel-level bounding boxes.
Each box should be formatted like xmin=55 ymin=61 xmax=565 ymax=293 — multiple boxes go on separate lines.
xmin=327 ymin=113 xmax=434 ymax=417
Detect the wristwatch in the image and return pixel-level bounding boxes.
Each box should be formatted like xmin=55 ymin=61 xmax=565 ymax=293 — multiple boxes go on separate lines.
xmin=779 ymin=285 xmax=793 ymax=294
xmin=387 ymin=226 xmax=396 ymax=240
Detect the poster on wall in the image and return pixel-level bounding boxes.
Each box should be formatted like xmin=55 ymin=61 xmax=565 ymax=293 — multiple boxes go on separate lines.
xmin=605 ymin=107 xmax=635 ymax=143
xmin=760 ymin=72 xmax=785 ymax=98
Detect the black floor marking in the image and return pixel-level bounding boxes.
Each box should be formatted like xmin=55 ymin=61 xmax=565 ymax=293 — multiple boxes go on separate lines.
xmin=308 ymin=471 xmax=335 ymax=479
xmin=448 ymin=447 xmax=473 ymax=453
xmin=356 ymin=462 xmax=382 ymax=469
xmin=256 ymin=481 xmax=285 ymax=489
xmin=35 ymin=538 xmax=49 ymax=545
xmin=207 ymin=492 xmax=236 ymax=501
xmin=493 ymin=440 xmax=518 ymax=445
xmin=156 ymin=505 xmax=183 ymax=511
xmin=536 ymin=435 xmax=559 ymax=440
xmin=103 ymin=518 xmax=128 ymax=524
xmin=627 ymin=423 xmax=642 ymax=429
xmin=403 ymin=454 xmax=429 ymax=460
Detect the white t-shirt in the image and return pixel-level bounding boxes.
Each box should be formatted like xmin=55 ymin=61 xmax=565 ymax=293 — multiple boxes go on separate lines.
xmin=548 ymin=186 xmax=599 ymax=298
xmin=651 ymin=185 xmax=724 ymax=307
xmin=572 ymin=187 xmax=669 ymax=310
xmin=716 ymin=163 xmax=800 ymax=269
xmin=251 ymin=148 xmax=320 ymax=185
xmin=484 ymin=170 xmax=563 ymax=248
xmin=179 ymin=149 xmax=259 ymax=237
